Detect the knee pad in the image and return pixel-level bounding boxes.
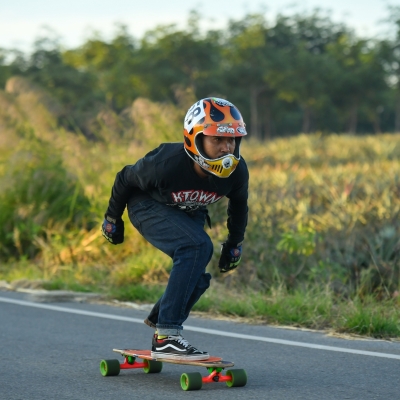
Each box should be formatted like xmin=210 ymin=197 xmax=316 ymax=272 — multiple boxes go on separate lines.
xmin=198 ymin=272 xmax=212 ymax=291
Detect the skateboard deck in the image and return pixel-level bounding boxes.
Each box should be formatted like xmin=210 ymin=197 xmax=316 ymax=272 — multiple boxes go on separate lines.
xmin=100 ymin=348 xmax=247 ymax=391
xmin=113 ymin=348 xmax=233 ymax=367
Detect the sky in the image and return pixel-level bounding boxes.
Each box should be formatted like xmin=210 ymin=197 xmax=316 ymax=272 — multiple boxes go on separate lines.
xmin=0 ymin=0 xmax=397 ymax=52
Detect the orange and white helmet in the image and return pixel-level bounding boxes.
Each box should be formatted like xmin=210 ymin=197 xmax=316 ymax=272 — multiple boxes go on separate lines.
xmin=183 ymin=97 xmax=247 ymax=178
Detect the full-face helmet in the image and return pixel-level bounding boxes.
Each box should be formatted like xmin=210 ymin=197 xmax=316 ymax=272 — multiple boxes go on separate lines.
xmin=183 ymin=97 xmax=247 ymax=178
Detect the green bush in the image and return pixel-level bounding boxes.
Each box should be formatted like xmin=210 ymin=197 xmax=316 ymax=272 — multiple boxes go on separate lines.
xmin=0 ymin=136 xmax=92 ymax=260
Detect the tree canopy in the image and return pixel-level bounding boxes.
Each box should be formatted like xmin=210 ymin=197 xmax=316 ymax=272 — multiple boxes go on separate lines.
xmin=1 ymin=8 xmax=400 ymax=138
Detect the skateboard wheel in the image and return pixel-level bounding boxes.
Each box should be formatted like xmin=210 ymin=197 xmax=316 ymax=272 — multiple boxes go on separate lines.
xmin=100 ymin=359 xmax=121 ymax=377
xmin=143 ymin=359 xmax=163 ymax=373
xmin=180 ymin=372 xmax=203 ymax=391
xmin=226 ymin=369 xmax=247 ymax=387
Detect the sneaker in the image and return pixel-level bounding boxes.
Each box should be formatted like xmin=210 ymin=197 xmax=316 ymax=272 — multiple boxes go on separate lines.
xmin=151 ymin=335 xmax=209 ymax=361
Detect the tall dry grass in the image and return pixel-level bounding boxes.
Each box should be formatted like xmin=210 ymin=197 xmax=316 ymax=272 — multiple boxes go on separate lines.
xmin=0 ymin=78 xmax=399 ymax=304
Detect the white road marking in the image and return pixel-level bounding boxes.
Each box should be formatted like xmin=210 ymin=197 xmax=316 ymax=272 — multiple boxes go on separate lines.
xmin=1 ymin=296 xmax=399 ymax=360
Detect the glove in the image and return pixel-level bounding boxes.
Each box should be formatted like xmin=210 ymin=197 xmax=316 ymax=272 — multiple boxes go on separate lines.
xmin=218 ymin=241 xmax=242 ymax=273
xmin=101 ymin=214 xmax=124 ymax=245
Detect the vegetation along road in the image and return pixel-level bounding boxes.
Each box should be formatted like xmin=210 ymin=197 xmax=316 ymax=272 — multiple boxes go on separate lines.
xmin=1 ymin=290 xmax=399 ymax=400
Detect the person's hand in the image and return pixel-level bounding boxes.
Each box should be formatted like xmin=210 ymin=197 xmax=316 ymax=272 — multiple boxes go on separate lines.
xmin=218 ymin=241 xmax=242 ymax=273
xmin=101 ymin=215 xmax=124 ymax=245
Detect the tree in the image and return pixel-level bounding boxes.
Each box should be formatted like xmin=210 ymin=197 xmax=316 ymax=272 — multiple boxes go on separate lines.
xmin=222 ymin=14 xmax=273 ymax=139
xmin=63 ymin=24 xmax=138 ymax=111
xmin=327 ymin=34 xmax=388 ymax=133
xmin=6 ymin=34 xmax=100 ymax=133
xmin=265 ymin=12 xmax=349 ymax=134
xmin=0 ymin=49 xmax=14 ymax=89
xmin=1 ymin=10 xmax=397 ymax=137
xmin=135 ymin=12 xmax=223 ymax=104
xmin=381 ymin=6 xmax=400 ymax=132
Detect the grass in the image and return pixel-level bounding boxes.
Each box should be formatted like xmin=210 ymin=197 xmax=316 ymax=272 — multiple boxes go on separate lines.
xmin=4 ymin=265 xmax=399 ymax=339
xmin=1 ymin=91 xmax=400 ymax=338
xmin=192 ymin=285 xmax=400 ymax=339
xmin=335 ymin=296 xmax=400 ymax=338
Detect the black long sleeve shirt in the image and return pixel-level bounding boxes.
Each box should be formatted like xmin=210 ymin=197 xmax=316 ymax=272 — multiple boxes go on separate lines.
xmin=106 ymin=143 xmax=249 ymax=243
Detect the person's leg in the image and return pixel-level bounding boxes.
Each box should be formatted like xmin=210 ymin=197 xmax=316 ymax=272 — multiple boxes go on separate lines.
xmin=181 ymin=271 xmax=212 ymax=320
xmin=144 ymin=297 xmax=161 ymax=328
xmin=145 ymin=272 xmax=211 ymax=329
xmin=128 ymin=200 xmax=214 ymax=335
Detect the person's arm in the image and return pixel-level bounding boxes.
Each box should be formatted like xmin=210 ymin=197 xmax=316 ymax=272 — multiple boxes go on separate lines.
xmin=226 ymin=162 xmax=249 ymax=244
xmin=219 ymin=165 xmax=249 ymax=272
xmin=102 ymin=149 xmax=158 ymax=244
xmin=226 ymin=185 xmax=248 ymax=244
xmin=105 ymin=147 xmax=160 ymax=218
xmin=105 ymin=165 xmax=137 ymax=219
xmin=101 ymin=166 xmax=138 ymax=245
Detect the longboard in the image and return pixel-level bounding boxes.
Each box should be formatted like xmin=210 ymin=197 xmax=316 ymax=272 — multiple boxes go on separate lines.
xmin=100 ymin=348 xmax=247 ymax=391
xmin=113 ymin=349 xmax=232 ymax=367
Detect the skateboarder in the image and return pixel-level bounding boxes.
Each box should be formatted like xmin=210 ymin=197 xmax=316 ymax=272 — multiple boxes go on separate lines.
xmin=101 ymin=97 xmax=249 ymax=360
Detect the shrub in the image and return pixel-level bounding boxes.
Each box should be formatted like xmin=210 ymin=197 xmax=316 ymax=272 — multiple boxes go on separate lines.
xmin=0 ymin=136 xmax=92 ymax=260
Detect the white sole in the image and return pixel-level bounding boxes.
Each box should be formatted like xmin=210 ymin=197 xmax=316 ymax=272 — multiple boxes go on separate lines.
xmin=151 ymin=351 xmax=210 ymax=361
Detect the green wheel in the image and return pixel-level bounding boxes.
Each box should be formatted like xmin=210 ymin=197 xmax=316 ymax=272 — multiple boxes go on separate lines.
xmin=143 ymin=359 xmax=163 ymax=373
xmin=100 ymin=359 xmax=121 ymax=377
xmin=226 ymin=369 xmax=247 ymax=387
xmin=180 ymin=372 xmax=203 ymax=391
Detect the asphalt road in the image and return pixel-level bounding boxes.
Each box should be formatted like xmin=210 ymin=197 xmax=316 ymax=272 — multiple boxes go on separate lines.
xmin=1 ymin=289 xmax=399 ymax=399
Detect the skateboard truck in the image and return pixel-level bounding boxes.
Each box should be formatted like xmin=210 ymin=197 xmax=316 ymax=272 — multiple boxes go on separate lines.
xmin=203 ymin=367 xmax=231 ymax=383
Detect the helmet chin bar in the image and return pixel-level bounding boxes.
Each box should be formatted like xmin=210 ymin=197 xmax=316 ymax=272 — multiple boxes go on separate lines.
xmin=189 ymin=150 xmax=240 ymax=178
xmin=206 ymin=155 xmax=239 ymax=178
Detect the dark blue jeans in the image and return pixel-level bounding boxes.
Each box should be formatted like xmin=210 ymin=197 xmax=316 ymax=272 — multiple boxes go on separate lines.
xmin=128 ymin=199 xmax=213 ymax=335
